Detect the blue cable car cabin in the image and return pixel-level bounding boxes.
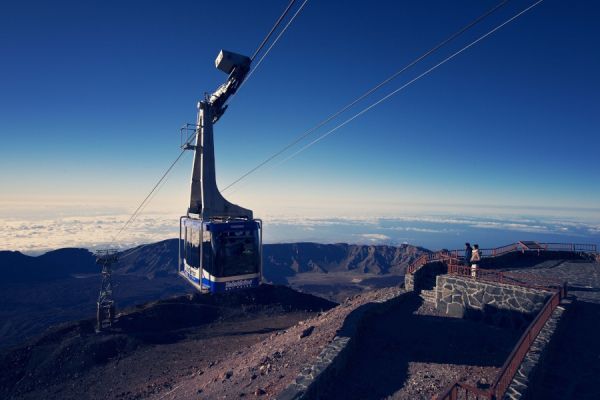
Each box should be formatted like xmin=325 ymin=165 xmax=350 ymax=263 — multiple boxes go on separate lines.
xmin=179 ymin=217 xmax=262 ymax=293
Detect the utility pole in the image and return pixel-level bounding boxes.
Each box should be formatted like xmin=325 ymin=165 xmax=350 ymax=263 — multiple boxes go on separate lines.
xmin=95 ymin=249 xmax=118 ymax=332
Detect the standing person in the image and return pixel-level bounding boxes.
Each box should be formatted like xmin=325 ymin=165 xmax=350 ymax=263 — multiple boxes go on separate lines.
xmin=471 ymin=244 xmax=481 ymax=278
xmin=464 ymin=243 xmax=472 ymax=267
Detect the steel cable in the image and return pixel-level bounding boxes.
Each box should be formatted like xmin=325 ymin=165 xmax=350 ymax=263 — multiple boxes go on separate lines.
xmin=221 ymin=0 xmax=509 ymax=192
xmin=275 ymin=0 xmax=544 ymax=165
xmin=251 ymin=0 xmax=298 ymax=61
xmin=237 ymin=0 xmax=310 ymax=94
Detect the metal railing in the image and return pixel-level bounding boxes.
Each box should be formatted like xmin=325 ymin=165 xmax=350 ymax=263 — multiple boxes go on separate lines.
xmin=407 ymin=253 xmax=430 ymax=274
xmin=407 ymin=241 xmax=597 ymax=276
xmin=407 ymin=250 xmax=459 ymax=274
xmin=491 ymin=290 xmax=562 ymax=398
xmin=541 ymin=242 xmax=597 ymax=252
xmin=485 ymin=242 xmax=520 ymax=257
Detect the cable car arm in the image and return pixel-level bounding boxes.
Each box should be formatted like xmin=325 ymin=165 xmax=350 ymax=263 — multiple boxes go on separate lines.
xmin=209 ymin=50 xmax=251 ymax=123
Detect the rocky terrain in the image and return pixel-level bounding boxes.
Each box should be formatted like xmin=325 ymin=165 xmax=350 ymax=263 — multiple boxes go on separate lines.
xmin=0 ymin=240 xmax=425 ymax=349
xmin=154 ymin=286 xmax=403 ymax=399
xmin=0 ymin=249 xmax=598 ymax=400
xmin=0 ymin=285 xmax=336 ymax=400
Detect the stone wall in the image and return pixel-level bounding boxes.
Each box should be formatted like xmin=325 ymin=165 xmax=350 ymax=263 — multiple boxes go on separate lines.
xmin=404 ymin=272 xmax=414 ymax=291
xmin=435 ymin=275 xmax=552 ymax=330
xmin=277 ymin=289 xmax=407 ymax=400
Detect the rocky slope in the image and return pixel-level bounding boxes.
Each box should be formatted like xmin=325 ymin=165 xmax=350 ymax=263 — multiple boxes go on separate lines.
xmin=0 ymin=285 xmax=336 ymax=400
xmin=0 ymin=240 xmax=427 ymax=349
xmin=264 ymin=242 xmax=425 ymax=282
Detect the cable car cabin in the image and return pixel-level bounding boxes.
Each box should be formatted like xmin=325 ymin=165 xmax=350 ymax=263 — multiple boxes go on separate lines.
xmin=179 ymin=217 xmax=262 ymax=293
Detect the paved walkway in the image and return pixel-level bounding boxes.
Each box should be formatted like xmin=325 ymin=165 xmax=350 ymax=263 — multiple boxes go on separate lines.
xmin=510 ymin=260 xmax=600 ymax=399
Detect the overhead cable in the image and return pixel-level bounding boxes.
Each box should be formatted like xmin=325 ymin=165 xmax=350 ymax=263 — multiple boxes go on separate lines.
xmin=239 ymin=0 xmax=310 ymax=93
xmin=221 ymin=0 xmax=509 ymax=192
xmin=276 ymin=0 xmax=544 ymax=165
xmin=110 ymin=126 xmax=200 ymax=244
xmin=251 ymin=0 xmax=298 ymax=61
xmin=112 ymin=149 xmax=187 ymax=242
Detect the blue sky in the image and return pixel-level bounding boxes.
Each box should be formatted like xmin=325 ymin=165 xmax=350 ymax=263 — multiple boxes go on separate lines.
xmin=1 ymin=0 xmax=599 ymax=251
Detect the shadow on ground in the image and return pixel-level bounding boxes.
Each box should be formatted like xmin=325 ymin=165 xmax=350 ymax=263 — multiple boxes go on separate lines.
xmin=535 ymin=299 xmax=600 ymax=399
xmin=479 ymin=252 xmax=590 ymax=270
xmin=321 ymin=293 xmax=520 ymax=400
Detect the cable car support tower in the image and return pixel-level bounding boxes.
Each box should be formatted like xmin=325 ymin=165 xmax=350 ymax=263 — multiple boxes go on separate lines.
xmin=95 ymin=249 xmax=118 ymax=332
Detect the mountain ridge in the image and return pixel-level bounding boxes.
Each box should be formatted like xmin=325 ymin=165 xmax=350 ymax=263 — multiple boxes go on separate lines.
xmin=0 ymin=239 xmax=428 ymax=349
xmin=1 ymin=239 xmax=429 ymax=282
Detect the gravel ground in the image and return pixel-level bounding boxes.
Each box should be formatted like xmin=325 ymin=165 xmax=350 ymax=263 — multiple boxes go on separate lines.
xmin=153 ymin=287 xmax=403 ymax=399
xmin=0 ymin=285 xmax=334 ymax=400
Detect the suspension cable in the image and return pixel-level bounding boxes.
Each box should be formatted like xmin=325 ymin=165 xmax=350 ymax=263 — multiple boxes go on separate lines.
xmin=276 ymin=0 xmax=544 ymax=165
xmin=251 ymin=0 xmax=298 ymax=61
xmin=111 ymin=129 xmax=197 ymax=244
xmin=221 ymin=0 xmax=509 ymax=193
xmin=238 ymin=0 xmax=310 ymax=94
xmin=112 ymin=149 xmax=187 ymax=243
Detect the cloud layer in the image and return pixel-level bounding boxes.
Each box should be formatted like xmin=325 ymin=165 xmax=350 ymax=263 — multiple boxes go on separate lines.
xmin=2 ymin=212 xmax=599 ymax=255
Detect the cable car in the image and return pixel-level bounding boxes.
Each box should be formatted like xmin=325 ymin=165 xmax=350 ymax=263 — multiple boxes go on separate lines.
xmin=180 ymin=218 xmax=262 ymax=293
xmin=178 ymin=49 xmax=263 ymax=293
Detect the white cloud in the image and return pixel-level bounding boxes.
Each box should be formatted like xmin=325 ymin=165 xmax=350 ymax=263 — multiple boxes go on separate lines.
xmin=358 ymin=233 xmax=391 ymax=242
xmin=383 ymin=226 xmax=449 ymax=234
xmin=0 ymin=213 xmax=180 ymax=254
xmin=2 ymin=211 xmax=598 ymax=255
xmin=467 ymin=221 xmax=551 ymax=233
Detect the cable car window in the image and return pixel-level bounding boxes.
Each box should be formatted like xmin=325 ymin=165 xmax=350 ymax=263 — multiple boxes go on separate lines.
xmin=189 ymin=227 xmax=200 ymax=268
xmin=185 ymin=226 xmax=191 ymax=265
xmin=202 ymin=231 xmax=213 ymax=275
xmin=214 ymin=229 xmax=259 ymax=277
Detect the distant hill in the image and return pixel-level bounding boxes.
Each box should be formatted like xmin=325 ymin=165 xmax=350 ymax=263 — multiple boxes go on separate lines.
xmin=0 ymin=248 xmax=98 ymax=283
xmin=263 ymin=242 xmax=426 ymax=283
xmin=0 ymin=239 xmax=427 ymax=349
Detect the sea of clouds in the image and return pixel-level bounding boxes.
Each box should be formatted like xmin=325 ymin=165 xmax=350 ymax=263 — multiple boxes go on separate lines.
xmin=2 ymin=211 xmax=599 ymax=255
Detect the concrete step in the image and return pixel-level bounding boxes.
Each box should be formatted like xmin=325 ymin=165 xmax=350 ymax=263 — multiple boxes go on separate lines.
xmin=419 ymin=289 xmax=437 ymax=304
